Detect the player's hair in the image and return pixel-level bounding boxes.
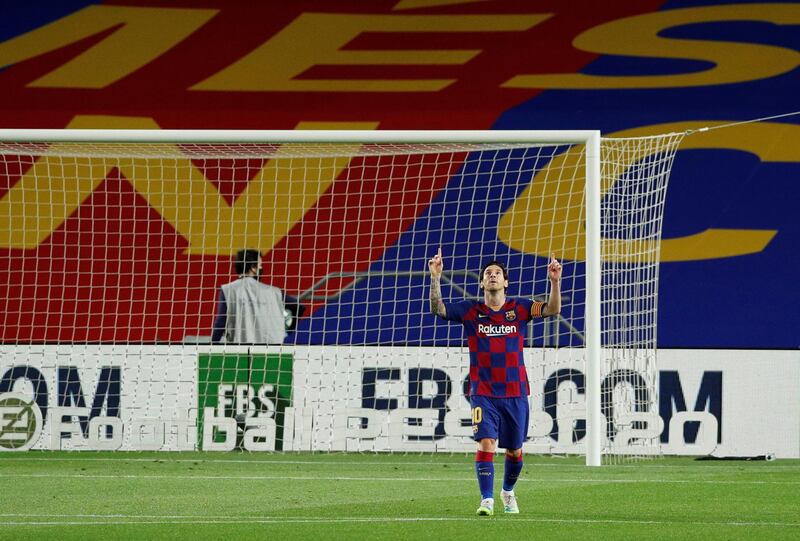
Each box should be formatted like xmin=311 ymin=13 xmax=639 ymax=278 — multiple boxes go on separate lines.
xmin=234 ymin=249 xmax=261 ymax=276
xmin=480 ymin=260 xmax=508 ymax=290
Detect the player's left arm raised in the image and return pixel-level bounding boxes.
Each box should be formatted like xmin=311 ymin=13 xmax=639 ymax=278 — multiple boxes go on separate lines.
xmin=542 ymin=254 xmax=562 ymax=317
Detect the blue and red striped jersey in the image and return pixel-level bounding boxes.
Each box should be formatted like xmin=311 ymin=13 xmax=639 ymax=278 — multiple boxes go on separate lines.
xmin=441 ymin=298 xmax=546 ymax=398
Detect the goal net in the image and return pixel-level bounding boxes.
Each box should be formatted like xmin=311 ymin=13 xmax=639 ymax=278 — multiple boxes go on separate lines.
xmin=0 ymin=130 xmax=683 ymax=463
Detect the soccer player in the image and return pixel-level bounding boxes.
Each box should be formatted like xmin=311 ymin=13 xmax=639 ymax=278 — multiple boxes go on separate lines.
xmin=428 ymin=248 xmax=562 ymax=515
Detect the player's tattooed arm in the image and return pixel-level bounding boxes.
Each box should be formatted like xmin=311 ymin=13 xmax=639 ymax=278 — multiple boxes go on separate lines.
xmin=428 ymin=248 xmax=447 ymax=317
xmin=430 ymin=275 xmax=446 ymax=317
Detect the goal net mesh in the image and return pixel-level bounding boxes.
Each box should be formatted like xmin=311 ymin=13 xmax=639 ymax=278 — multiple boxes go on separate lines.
xmin=0 ymin=134 xmax=683 ymax=460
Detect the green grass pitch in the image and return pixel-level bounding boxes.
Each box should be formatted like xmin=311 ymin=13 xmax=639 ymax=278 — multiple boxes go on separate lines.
xmin=0 ymin=452 xmax=798 ymax=540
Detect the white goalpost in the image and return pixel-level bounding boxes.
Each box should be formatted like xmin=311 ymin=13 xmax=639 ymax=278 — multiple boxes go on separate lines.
xmin=0 ymin=129 xmax=683 ymax=465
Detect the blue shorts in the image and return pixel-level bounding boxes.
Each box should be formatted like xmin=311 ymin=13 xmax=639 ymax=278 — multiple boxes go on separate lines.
xmin=470 ymin=395 xmax=530 ymax=450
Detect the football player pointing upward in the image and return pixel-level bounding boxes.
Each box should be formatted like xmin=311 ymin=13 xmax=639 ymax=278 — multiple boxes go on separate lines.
xmin=428 ymin=248 xmax=562 ymax=515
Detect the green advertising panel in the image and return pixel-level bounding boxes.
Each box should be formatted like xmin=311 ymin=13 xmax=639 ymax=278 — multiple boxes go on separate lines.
xmin=198 ymin=352 xmax=293 ymax=450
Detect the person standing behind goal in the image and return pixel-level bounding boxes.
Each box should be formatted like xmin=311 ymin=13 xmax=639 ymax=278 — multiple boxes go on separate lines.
xmin=428 ymin=248 xmax=562 ymax=515
xmin=212 ymin=249 xmax=287 ymax=345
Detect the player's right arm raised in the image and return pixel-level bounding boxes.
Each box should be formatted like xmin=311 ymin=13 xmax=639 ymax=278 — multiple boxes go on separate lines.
xmin=428 ymin=247 xmax=447 ymax=318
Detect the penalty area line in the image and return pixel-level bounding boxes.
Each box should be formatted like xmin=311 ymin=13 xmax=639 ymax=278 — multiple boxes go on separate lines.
xmin=2 ymin=456 xmax=799 ymax=472
xmin=1 ymin=472 xmax=798 ymax=485
xmin=0 ymin=515 xmax=799 ymax=528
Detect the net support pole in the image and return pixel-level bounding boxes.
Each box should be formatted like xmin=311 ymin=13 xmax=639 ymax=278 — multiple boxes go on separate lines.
xmin=584 ymin=130 xmax=602 ymax=467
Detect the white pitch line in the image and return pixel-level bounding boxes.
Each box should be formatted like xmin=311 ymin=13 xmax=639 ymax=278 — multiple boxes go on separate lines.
xmin=0 ymin=515 xmax=798 ymax=528
xmin=0 ymin=453 xmax=800 ymax=473
xmin=1 ymin=456 xmax=798 ymax=470
xmin=1 ymin=472 xmax=799 ymax=485
xmin=0 ymin=457 xmax=472 ymax=467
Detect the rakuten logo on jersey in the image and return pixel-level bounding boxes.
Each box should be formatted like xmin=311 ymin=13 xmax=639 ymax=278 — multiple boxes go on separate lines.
xmin=478 ymin=323 xmax=516 ymax=336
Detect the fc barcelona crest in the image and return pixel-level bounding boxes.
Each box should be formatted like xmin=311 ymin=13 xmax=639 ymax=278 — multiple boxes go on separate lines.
xmin=505 ymin=310 xmax=516 ymax=321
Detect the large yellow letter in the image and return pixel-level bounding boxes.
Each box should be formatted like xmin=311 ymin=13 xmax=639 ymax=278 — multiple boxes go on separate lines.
xmin=0 ymin=116 xmax=378 ymax=256
xmin=193 ymin=13 xmax=549 ymax=92
xmin=498 ymin=121 xmax=795 ymax=262
xmin=0 ymin=6 xmax=217 ymax=88
xmin=0 ymin=115 xmax=152 ymax=249
xmin=504 ymin=4 xmax=800 ymax=89
xmin=121 ymin=120 xmax=379 ymax=256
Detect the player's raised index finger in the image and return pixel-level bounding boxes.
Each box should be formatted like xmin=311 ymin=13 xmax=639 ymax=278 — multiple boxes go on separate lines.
xmin=438 ymin=247 xmax=442 ymax=258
